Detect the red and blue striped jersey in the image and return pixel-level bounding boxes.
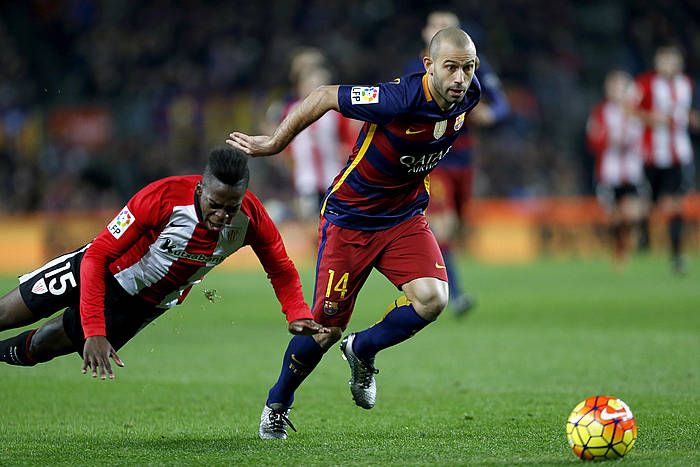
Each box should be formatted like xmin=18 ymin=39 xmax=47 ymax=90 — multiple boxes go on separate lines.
xmin=404 ymin=57 xmax=510 ymax=167
xmin=321 ymin=72 xmax=481 ymax=231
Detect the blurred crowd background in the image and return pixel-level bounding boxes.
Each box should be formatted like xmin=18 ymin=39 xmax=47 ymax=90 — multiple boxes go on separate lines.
xmin=0 ymin=0 xmax=698 ymax=214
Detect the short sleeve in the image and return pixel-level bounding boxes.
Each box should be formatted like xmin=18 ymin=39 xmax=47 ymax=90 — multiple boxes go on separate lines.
xmin=337 ymin=80 xmax=407 ymax=125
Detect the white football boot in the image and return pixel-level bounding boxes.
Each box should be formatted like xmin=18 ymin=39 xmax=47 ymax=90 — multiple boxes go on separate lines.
xmin=259 ymin=403 xmax=296 ymax=440
xmin=340 ymin=333 xmax=379 ymax=409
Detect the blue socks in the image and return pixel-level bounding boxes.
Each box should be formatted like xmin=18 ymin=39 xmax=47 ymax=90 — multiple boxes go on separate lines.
xmin=266 ymin=298 xmax=432 ymax=407
xmin=267 ymin=335 xmax=324 ymax=409
xmin=352 ymin=297 xmax=430 ymax=362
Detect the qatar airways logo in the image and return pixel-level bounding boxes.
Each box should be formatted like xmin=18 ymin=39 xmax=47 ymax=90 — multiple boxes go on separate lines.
xmin=399 ymin=147 xmax=451 ymax=174
xmin=159 ymin=239 xmax=225 ymax=265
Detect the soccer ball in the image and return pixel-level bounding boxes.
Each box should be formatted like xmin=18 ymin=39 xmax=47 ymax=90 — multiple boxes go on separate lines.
xmin=566 ymin=395 xmax=637 ymax=461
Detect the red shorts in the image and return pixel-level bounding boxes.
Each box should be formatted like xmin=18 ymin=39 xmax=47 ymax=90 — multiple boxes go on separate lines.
xmin=312 ymin=215 xmax=448 ymax=328
xmin=427 ymin=166 xmax=474 ymax=221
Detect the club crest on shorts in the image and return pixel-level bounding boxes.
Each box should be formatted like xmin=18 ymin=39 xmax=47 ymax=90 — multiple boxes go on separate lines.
xmin=433 ymin=120 xmax=447 ymax=139
xmin=454 ymin=112 xmax=465 ymax=131
xmin=323 ymin=300 xmax=339 ymax=316
xmin=31 ymin=278 xmax=48 ymax=295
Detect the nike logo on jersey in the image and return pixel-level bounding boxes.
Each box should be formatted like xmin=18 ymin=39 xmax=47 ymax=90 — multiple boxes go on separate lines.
xmin=435 ymin=262 xmax=446 ymax=269
xmin=599 ymin=408 xmax=627 ymax=421
xmin=405 ymin=128 xmax=426 ymax=135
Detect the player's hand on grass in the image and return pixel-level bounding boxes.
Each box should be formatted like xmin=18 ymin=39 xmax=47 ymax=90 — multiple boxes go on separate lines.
xmin=226 ymin=133 xmax=281 ymax=157
xmin=82 ymin=336 xmax=124 ymax=380
xmin=288 ymin=319 xmax=330 ymax=336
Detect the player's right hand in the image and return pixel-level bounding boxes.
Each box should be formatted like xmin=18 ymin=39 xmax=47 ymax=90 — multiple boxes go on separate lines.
xmin=226 ymin=133 xmax=281 ymax=157
xmin=288 ymin=319 xmax=331 ymax=336
xmin=82 ymin=336 xmax=125 ymax=380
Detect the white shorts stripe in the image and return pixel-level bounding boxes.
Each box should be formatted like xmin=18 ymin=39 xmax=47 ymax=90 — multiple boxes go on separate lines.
xmin=18 ymin=244 xmax=90 ymax=284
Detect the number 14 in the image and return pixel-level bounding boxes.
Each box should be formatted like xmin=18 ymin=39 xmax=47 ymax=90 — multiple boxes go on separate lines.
xmin=325 ymin=269 xmax=349 ymax=299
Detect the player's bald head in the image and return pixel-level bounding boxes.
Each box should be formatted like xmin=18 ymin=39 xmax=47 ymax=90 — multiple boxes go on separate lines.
xmin=423 ymin=27 xmax=478 ymax=110
xmin=428 ymin=27 xmax=475 ymax=60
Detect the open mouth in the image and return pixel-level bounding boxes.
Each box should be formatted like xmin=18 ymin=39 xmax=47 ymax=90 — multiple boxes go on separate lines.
xmin=448 ymin=88 xmax=465 ymax=97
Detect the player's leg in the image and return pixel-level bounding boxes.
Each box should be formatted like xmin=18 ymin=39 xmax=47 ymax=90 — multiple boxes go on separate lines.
xmin=0 ymin=288 xmax=37 ymax=332
xmin=450 ymin=166 xmax=476 ymax=314
xmin=663 ymin=194 xmax=686 ymax=274
xmin=0 ymin=311 xmax=76 ymax=366
xmin=343 ymin=215 xmax=449 ymax=408
xmin=609 ymin=188 xmax=626 ymax=266
xmin=427 ymin=169 xmax=460 ymax=288
xmin=598 ymin=184 xmax=623 ymax=265
xmin=637 ymin=166 xmax=657 ymax=252
xmin=0 ymin=247 xmax=85 ymax=366
xmin=261 ymin=219 xmax=374 ymax=438
xmin=659 ymin=166 xmax=687 ymax=274
xmin=427 ymin=167 xmax=474 ymax=315
xmin=348 ymin=279 xmax=448 ymax=367
xmin=618 ymin=186 xmax=643 ymax=263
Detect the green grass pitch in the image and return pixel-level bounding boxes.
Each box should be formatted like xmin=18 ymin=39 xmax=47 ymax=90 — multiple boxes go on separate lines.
xmin=1 ymin=256 xmax=698 ymax=465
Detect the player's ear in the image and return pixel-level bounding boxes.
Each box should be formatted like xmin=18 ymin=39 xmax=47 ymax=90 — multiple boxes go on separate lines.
xmin=475 ymin=55 xmax=480 ymax=70
xmin=196 ymin=183 xmax=203 ymax=195
xmin=423 ymin=56 xmax=433 ymax=74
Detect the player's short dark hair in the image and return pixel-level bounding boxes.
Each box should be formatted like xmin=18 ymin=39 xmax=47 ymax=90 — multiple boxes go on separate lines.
xmin=204 ymin=146 xmax=250 ymax=187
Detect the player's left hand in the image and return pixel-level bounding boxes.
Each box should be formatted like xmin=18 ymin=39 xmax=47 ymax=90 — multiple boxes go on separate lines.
xmin=288 ymin=319 xmax=331 ymax=336
xmin=82 ymin=336 xmax=125 ymax=380
xmin=226 ymin=132 xmax=281 ymax=157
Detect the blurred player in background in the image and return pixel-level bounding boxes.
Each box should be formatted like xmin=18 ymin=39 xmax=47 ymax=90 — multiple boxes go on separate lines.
xmin=586 ymin=70 xmax=644 ymax=268
xmin=228 ymin=27 xmax=481 ymax=439
xmin=633 ymin=45 xmax=698 ymax=274
xmin=405 ymin=11 xmax=509 ymax=315
xmin=265 ymin=48 xmax=355 ymax=220
xmin=0 ymin=147 xmax=327 ymax=378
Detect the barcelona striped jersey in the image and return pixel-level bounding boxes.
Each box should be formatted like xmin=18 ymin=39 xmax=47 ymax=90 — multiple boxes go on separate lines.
xmin=321 ymin=72 xmax=481 ymax=231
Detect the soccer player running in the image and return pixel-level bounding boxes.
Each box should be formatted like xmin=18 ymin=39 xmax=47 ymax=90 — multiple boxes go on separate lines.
xmin=227 ymin=27 xmax=481 ymax=439
xmin=0 ymin=147 xmax=328 ymax=378
xmin=405 ymin=11 xmax=509 ymax=315
xmin=586 ymin=70 xmax=644 ymax=269
xmin=633 ymin=45 xmax=697 ymax=274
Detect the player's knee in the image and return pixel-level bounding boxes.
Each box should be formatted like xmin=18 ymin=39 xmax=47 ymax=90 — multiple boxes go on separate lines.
xmin=27 ymin=328 xmax=53 ymax=362
xmin=28 ymin=318 xmax=71 ymax=362
xmin=411 ymin=287 xmax=449 ymax=321
xmin=313 ymin=326 xmax=343 ymax=350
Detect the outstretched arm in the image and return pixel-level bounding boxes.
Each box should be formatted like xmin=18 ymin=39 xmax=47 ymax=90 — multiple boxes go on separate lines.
xmin=226 ymin=85 xmax=340 ymax=157
xmin=79 ymin=184 xmax=162 ymax=380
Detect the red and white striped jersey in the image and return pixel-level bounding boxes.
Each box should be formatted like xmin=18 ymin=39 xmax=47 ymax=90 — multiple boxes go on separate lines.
xmin=586 ymin=100 xmax=644 ymax=186
xmin=284 ymin=100 xmax=351 ymax=196
xmin=635 ymin=71 xmax=694 ymax=167
xmin=80 ymin=175 xmax=312 ymax=338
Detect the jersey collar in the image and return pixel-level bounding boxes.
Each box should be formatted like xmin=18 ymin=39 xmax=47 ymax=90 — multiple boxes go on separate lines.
xmin=421 ymin=73 xmax=433 ymax=102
